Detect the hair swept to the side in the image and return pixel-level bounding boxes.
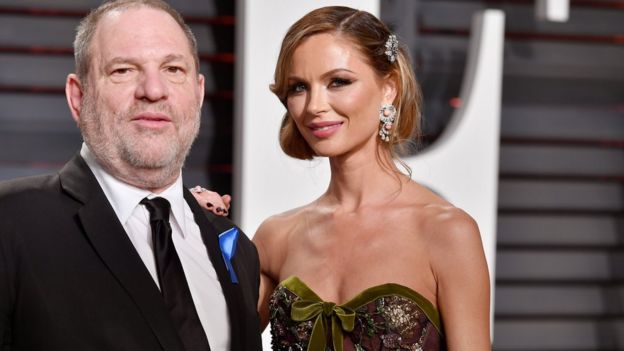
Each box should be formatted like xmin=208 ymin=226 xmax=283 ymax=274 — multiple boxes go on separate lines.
xmin=270 ymin=6 xmax=422 ymax=166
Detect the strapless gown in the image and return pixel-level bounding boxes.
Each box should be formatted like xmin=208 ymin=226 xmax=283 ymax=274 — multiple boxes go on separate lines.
xmin=269 ymin=276 xmax=445 ymax=351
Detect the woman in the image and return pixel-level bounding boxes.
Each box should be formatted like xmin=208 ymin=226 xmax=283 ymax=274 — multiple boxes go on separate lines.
xmin=194 ymin=6 xmax=490 ymax=350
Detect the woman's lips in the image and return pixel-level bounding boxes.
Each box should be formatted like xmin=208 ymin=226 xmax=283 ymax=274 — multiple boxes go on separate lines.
xmin=308 ymin=121 xmax=343 ymax=138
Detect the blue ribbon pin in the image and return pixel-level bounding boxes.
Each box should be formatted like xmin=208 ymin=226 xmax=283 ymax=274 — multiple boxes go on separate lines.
xmin=218 ymin=227 xmax=239 ymax=284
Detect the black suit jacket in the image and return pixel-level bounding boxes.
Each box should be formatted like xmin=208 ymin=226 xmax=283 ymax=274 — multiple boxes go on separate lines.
xmin=0 ymin=155 xmax=263 ymax=351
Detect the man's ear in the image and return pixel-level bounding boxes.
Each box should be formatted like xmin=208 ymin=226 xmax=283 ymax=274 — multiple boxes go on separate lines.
xmin=65 ymin=74 xmax=84 ymax=125
xmin=197 ymin=73 xmax=205 ymax=108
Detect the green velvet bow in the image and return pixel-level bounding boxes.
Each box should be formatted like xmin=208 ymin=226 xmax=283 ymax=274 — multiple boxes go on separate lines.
xmin=291 ymin=299 xmax=356 ymax=351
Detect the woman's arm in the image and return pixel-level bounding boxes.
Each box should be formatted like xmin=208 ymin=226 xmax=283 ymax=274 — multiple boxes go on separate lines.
xmin=252 ymin=218 xmax=282 ymax=330
xmin=429 ymin=209 xmax=491 ymax=350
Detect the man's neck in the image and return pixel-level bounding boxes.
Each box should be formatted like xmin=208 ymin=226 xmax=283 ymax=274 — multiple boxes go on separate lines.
xmin=80 ymin=143 xmax=181 ymax=193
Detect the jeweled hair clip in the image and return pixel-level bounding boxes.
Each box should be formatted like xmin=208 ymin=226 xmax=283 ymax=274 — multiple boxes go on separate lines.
xmin=384 ymin=34 xmax=399 ymax=63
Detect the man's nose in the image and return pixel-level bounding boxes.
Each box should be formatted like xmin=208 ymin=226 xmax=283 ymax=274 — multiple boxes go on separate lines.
xmin=135 ymin=69 xmax=168 ymax=102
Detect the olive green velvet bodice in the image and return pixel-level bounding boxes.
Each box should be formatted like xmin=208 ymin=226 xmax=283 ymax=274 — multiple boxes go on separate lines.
xmin=269 ymin=276 xmax=445 ymax=351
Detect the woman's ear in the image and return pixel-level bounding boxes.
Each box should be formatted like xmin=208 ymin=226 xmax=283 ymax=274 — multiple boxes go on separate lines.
xmin=382 ymin=74 xmax=398 ymax=105
xmin=65 ymin=74 xmax=84 ymax=125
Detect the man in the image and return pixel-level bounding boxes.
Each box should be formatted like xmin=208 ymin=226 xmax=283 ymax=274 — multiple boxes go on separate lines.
xmin=0 ymin=1 xmax=262 ymax=350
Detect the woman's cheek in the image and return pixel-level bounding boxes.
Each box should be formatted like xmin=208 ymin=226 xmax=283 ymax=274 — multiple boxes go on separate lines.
xmin=287 ymin=97 xmax=305 ymax=121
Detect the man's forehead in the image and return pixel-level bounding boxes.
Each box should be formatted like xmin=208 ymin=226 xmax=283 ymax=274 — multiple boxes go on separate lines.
xmin=92 ymin=7 xmax=193 ymax=59
xmin=95 ymin=6 xmax=183 ymax=38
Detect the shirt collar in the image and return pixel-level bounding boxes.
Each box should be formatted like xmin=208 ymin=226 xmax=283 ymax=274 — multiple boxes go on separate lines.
xmin=80 ymin=143 xmax=188 ymax=236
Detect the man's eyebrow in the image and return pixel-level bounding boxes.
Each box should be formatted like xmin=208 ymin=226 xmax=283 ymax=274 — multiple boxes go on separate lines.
xmin=162 ymin=54 xmax=187 ymax=63
xmin=103 ymin=57 xmax=136 ymax=71
xmin=104 ymin=55 xmax=189 ymax=69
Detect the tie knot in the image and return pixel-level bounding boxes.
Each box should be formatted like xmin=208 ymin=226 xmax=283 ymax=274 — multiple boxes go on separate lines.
xmin=141 ymin=197 xmax=171 ymax=222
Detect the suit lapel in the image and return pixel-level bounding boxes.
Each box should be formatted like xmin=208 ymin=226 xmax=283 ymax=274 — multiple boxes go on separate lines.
xmin=184 ymin=189 xmax=245 ymax=351
xmin=59 ymin=155 xmax=184 ymax=351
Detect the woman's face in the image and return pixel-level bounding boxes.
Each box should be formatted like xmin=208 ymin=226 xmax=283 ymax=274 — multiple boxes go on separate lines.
xmin=285 ymin=33 xmax=396 ymax=158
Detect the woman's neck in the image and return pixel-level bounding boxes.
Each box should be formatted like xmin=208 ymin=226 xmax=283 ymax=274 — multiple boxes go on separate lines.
xmin=325 ymin=149 xmax=406 ymax=212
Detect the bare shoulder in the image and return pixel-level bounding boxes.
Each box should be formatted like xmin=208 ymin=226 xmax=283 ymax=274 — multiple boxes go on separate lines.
xmin=426 ymin=205 xmax=480 ymax=244
xmin=415 ymin=195 xmax=488 ymax=290
xmin=252 ymin=203 xmax=316 ymax=279
xmin=253 ymin=204 xmax=308 ymax=245
xmin=422 ymin=204 xmax=482 ymax=262
xmin=400 ymin=181 xmax=483 ymax=263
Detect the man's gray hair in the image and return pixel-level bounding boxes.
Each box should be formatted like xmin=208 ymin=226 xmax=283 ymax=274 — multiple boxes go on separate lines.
xmin=73 ymin=0 xmax=199 ymax=83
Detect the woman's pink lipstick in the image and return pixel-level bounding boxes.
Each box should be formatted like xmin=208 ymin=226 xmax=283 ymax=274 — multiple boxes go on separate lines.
xmin=308 ymin=121 xmax=343 ymax=138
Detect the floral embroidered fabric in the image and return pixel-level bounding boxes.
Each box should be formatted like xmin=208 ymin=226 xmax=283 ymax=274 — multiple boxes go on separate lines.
xmin=269 ymin=276 xmax=445 ymax=351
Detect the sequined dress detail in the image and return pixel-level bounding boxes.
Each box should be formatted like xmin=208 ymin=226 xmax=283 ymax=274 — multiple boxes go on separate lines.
xmin=269 ymin=276 xmax=445 ymax=351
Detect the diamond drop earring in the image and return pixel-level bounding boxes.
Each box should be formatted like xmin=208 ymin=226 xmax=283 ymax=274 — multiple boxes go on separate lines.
xmin=378 ymin=103 xmax=396 ymax=142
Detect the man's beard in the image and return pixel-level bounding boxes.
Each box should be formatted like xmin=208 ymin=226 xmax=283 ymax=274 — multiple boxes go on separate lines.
xmin=79 ymin=90 xmax=200 ymax=189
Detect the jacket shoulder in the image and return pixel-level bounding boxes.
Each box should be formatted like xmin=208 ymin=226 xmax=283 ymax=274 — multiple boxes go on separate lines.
xmin=0 ymin=173 xmax=60 ymax=203
xmin=206 ymin=214 xmax=254 ymax=248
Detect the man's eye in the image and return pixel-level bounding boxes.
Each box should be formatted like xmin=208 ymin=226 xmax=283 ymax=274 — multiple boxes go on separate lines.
xmin=112 ymin=68 xmax=132 ymax=75
xmin=166 ymin=66 xmax=183 ymax=74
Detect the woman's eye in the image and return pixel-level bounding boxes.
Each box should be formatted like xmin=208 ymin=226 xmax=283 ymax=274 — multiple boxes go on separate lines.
xmin=330 ymin=78 xmax=352 ymax=87
xmin=288 ymin=83 xmax=307 ymax=94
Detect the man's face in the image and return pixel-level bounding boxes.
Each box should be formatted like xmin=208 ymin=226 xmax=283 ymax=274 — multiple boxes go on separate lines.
xmin=73 ymin=6 xmax=204 ymax=188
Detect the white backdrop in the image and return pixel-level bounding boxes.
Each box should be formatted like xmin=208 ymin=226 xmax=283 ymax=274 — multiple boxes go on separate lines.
xmin=233 ymin=0 xmax=379 ymax=236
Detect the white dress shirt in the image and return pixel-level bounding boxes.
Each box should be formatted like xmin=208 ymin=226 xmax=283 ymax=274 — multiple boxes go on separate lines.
xmin=81 ymin=144 xmax=230 ymax=351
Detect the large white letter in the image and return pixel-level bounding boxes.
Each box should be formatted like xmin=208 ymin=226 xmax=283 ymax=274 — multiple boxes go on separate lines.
xmin=408 ymin=10 xmax=505 ymax=330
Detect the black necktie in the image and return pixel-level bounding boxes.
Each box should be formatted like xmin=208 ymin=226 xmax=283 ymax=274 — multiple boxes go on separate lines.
xmin=141 ymin=197 xmax=211 ymax=351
